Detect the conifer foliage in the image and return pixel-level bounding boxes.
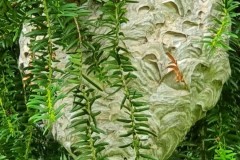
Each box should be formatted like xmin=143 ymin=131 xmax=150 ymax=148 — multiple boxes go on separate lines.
xmin=0 ymin=0 xmax=239 ymax=159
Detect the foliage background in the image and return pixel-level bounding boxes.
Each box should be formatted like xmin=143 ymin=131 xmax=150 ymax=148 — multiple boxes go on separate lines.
xmin=0 ymin=0 xmax=239 ymax=159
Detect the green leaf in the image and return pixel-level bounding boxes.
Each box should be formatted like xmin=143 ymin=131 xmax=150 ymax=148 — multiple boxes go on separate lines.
xmin=120 ymin=95 xmax=127 ymax=109
xmin=82 ymin=73 xmax=103 ymax=91
xmin=132 ymin=101 xmax=148 ymax=107
xmin=70 ymin=119 xmax=89 ymax=128
xmin=134 ymin=114 xmax=150 ymax=118
xmin=119 ymin=142 xmax=132 ymax=148
xmin=135 ymin=128 xmax=157 ymax=137
xmin=117 ymin=118 xmax=132 ymax=123
xmin=135 ymin=117 xmax=148 ymax=121
xmin=120 ymin=130 xmax=133 ymax=137
xmin=25 ymin=29 xmax=47 ymax=37
xmin=71 ymin=111 xmax=88 ymax=119
xmin=135 ymin=107 xmax=150 ymax=112
xmin=139 ymin=154 xmax=157 ymax=160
